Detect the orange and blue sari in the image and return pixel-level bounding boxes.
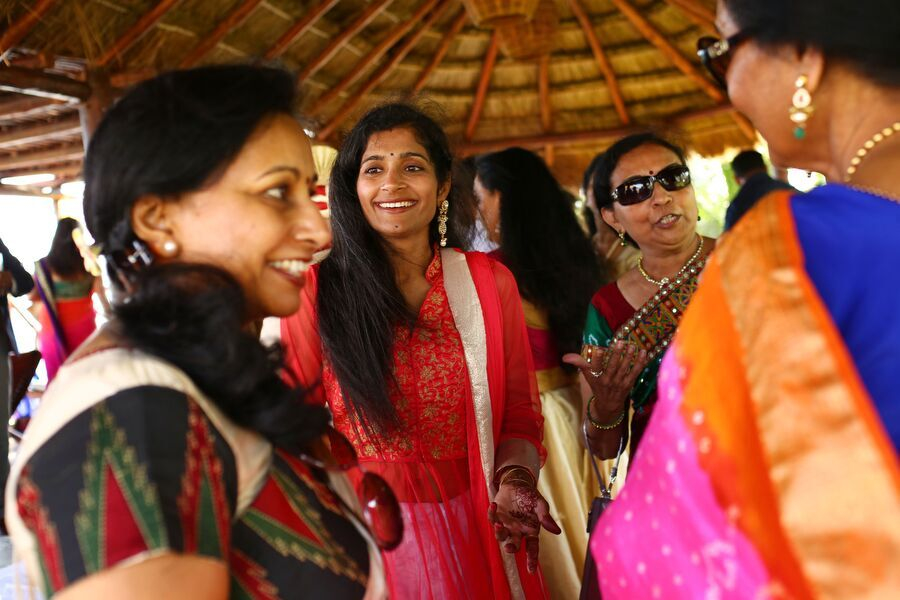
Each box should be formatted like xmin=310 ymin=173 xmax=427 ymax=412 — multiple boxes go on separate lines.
xmin=590 ymin=185 xmax=900 ymax=598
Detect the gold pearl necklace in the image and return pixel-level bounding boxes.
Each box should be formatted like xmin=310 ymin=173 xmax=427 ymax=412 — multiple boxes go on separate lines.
xmin=844 ymin=121 xmax=900 ymax=182
xmin=638 ymin=235 xmax=704 ymax=287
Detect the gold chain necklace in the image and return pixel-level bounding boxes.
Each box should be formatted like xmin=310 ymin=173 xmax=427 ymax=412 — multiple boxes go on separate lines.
xmin=638 ymin=235 xmax=704 ymax=287
xmin=844 ymin=121 xmax=900 ymax=182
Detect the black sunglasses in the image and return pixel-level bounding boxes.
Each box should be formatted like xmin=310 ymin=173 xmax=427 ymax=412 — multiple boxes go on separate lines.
xmin=611 ymin=164 xmax=692 ymax=206
xmin=300 ymin=426 xmax=403 ymax=550
xmin=697 ymin=30 xmax=753 ymax=90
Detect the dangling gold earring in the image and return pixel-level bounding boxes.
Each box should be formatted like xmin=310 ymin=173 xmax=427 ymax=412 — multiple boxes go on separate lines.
xmin=789 ymin=75 xmax=814 ymax=140
xmin=618 ymin=230 xmax=627 ymax=246
xmin=438 ymin=199 xmax=449 ymax=247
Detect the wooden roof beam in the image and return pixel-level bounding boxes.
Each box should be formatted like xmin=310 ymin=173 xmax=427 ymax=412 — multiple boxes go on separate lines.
xmin=458 ymin=103 xmax=738 ymax=154
xmin=412 ymin=9 xmax=467 ymax=94
xmin=317 ymin=1 xmax=453 ymax=141
xmin=0 ymin=96 xmax=70 ymax=122
xmin=661 ymin=0 xmax=716 ymax=35
xmin=179 ymin=0 xmax=264 ymax=68
xmin=567 ymin=0 xmax=629 ymax=124
xmin=608 ymin=0 xmax=724 ymax=103
xmin=96 ymin=0 xmax=184 ymax=67
xmin=310 ymin=0 xmax=441 ymax=116
xmin=0 ymin=66 xmax=91 ymax=101
xmin=263 ymin=0 xmax=340 ymax=60
xmin=296 ymin=0 xmax=395 ymax=84
xmin=0 ymin=144 xmax=84 ymax=171
xmin=0 ymin=0 xmax=59 ymax=60
xmin=465 ymin=32 xmax=499 ymax=142
xmin=0 ymin=162 xmax=82 ymax=180
xmin=0 ymin=115 xmax=81 ymax=149
xmin=664 ymin=0 xmax=716 ymax=29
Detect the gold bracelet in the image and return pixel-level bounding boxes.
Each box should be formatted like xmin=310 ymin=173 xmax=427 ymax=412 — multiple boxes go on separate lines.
xmin=587 ymin=395 xmax=625 ymax=430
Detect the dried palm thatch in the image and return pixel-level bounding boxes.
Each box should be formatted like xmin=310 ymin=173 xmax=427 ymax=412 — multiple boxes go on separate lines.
xmin=496 ymin=0 xmax=558 ymax=61
xmin=461 ymin=0 xmax=539 ymax=27
xmin=0 ymin=0 xmax=750 ymax=188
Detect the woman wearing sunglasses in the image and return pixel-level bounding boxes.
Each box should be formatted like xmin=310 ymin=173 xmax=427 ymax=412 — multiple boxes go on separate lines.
xmin=281 ymin=103 xmax=560 ymax=599
xmin=564 ymin=132 xmax=714 ymax=464
xmin=5 ymin=65 xmax=388 ymax=599
xmin=586 ymin=0 xmax=900 ymax=597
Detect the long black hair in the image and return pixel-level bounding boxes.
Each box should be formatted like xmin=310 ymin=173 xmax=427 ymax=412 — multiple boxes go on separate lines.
xmin=318 ymin=102 xmax=474 ymax=433
xmin=590 ymin=132 xmax=687 ymax=247
xmin=475 ymin=147 xmax=602 ymax=364
xmin=46 ymin=217 xmax=87 ymax=277
xmin=723 ymin=0 xmax=900 ymax=87
xmin=83 ymin=64 xmax=328 ymax=451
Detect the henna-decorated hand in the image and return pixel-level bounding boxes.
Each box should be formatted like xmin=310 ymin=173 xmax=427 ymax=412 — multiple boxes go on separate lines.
xmin=488 ymin=481 xmax=561 ymax=573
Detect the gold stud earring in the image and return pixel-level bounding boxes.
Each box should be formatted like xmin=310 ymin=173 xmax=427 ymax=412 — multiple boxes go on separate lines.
xmin=789 ymin=75 xmax=814 ymax=140
xmin=438 ymin=199 xmax=449 ymax=247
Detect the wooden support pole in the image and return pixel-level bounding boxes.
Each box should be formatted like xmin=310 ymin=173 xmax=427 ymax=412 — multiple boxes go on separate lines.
xmin=296 ymin=0 xmax=395 ymax=84
xmin=0 ymin=66 xmax=91 ymax=101
xmin=78 ymin=69 xmax=114 ymax=147
xmin=412 ymin=9 xmax=467 ymax=93
xmin=0 ymin=115 xmax=81 ymax=149
xmin=179 ymin=0 xmax=263 ymax=68
xmin=465 ymin=32 xmax=499 ymax=142
xmin=310 ymin=0 xmax=441 ymax=115
xmin=731 ymin=111 xmax=757 ymax=143
xmin=96 ymin=0 xmax=184 ymax=67
xmin=0 ymin=144 xmax=84 ymax=170
xmin=538 ymin=54 xmax=553 ymax=132
xmin=0 ymin=0 xmax=59 ymax=60
xmin=608 ymin=0 xmax=724 ymax=103
xmin=567 ymin=0 xmax=629 ymax=124
xmin=458 ymin=103 xmax=737 ymax=154
xmin=263 ymin=0 xmax=340 ymax=60
xmin=317 ymin=1 xmax=452 ymax=141
xmin=538 ymin=54 xmax=554 ymax=165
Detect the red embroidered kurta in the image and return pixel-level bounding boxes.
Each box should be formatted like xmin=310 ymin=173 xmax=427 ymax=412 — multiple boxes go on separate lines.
xmin=282 ymin=250 xmax=546 ymax=600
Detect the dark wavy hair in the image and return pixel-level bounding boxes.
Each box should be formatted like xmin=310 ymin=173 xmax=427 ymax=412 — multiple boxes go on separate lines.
xmin=590 ymin=132 xmax=687 ymax=247
xmin=475 ymin=147 xmax=603 ymax=365
xmin=83 ymin=64 xmax=328 ymax=451
xmin=318 ymin=102 xmax=474 ymax=433
xmin=46 ymin=217 xmax=87 ymax=277
xmin=723 ymin=0 xmax=900 ymax=87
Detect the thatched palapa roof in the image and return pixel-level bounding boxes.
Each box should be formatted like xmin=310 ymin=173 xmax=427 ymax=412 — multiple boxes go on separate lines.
xmin=0 ymin=0 xmax=751 ymax=188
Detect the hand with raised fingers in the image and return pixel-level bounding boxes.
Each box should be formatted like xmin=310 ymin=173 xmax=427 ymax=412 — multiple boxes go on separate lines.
xmin=488 ymin=467 xmax=561 ymax=573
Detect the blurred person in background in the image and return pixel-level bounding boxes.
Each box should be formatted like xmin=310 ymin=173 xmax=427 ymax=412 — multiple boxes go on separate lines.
xmin=0 ymin=237 xmax=34 ymax=525
xmin=474 ymin=147 xmax=605 ymax=599
xmin=590 ymin=0 xmax=900 ymax=596
xmin=31 ymin=217 xmax=109 ymax=381
xmin=724 ymin=149 xmax=793 ymax=230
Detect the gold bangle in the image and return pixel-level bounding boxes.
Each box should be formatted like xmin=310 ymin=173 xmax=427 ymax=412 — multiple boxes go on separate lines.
xmin=587 ymin=395 xmax=625 ymax=430
xmin=495 ymin=465 xmax=537 ymax=489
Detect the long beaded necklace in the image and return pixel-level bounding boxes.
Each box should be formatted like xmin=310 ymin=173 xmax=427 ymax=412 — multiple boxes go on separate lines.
xmin=637 ymin=235 xmax=704 ymax=287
